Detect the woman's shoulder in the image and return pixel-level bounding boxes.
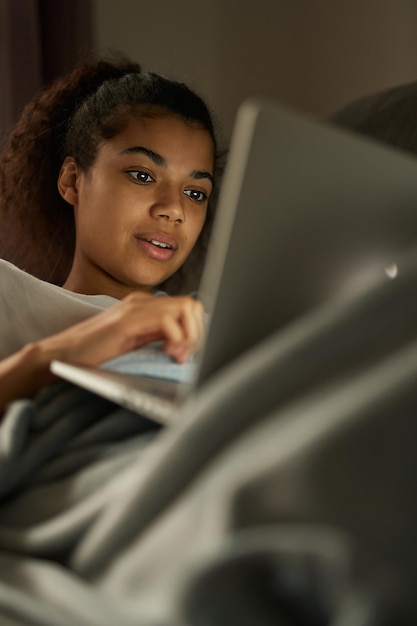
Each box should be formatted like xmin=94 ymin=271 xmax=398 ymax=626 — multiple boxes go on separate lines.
xmin=0 ymin=259 xmax=58 ymax=291
xmin=0 ymin=260 xmax=119 ymax=359
xmin=0 ymin=259 xmax=44 ymax=296
xmin=0 ymin=258 xmax=30 ymax=279
xmin=0 ymin=259 xmax=117 ymax=305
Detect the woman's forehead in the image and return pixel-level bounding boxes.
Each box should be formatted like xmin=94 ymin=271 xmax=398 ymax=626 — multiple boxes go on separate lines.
xmin=99 ymin=114 xmax=215 ymax=167
xmin=96 ymin=113 xmax=215 ymax=175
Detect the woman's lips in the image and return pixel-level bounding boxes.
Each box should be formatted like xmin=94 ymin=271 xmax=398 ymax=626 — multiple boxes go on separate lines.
xmin=134 ymin=232 xmax=177 ymax=261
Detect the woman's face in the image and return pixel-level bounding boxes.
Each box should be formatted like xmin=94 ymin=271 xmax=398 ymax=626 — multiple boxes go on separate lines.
xmin=59 ymin=113 xmax=215 ymax=298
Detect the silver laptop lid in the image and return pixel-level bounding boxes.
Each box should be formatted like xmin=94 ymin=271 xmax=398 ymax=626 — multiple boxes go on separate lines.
xmin=195 ymin=98 xmax=417 ymax=385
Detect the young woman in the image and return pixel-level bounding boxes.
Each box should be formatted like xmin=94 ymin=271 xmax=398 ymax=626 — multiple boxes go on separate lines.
xmin=0 ymin=58 xmax=219 ymax=413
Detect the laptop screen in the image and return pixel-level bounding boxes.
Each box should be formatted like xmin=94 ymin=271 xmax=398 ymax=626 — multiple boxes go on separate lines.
xmin=196 ymin=98 xmax=417 ymax=386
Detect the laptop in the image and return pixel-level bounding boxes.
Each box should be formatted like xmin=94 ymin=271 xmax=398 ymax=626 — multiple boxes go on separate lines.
xmin=51 ymin=97 xmax=417 ymax=424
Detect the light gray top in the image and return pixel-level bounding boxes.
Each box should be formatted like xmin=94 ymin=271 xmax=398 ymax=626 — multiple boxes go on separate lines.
xmin=0 ymin=259 xmax=118 ymax=359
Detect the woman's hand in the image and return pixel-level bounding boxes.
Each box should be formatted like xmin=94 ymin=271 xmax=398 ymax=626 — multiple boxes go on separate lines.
xmin=44 ymin=291 xmax=206 ymax=366
xmin=0 ymin=292 xmax=205 ymax=413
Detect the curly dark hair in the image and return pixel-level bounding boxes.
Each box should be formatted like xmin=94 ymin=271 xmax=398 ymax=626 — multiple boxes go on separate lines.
xmin=0 ymin=55 xmax=221 ymax=293
xmin=0 ymin=55 xmax=142 ymax=285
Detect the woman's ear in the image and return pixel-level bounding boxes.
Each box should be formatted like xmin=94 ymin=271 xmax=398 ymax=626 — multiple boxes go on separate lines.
xmin=58 ymin=157 xmax=80 ymax=205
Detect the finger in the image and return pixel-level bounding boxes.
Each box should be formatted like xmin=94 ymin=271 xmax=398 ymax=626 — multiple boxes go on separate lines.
xmin=160 ymin=312 xmax=187 ymax=346
xmin=165 ymin=344 xmax=191 ymax=363
xmin=159 ymin=309 xmax=200 ymax=363
xmin=194 ymin=301 xmax=207 ymax=348
xmin=178 ymin=299 xmax=205 ymax=350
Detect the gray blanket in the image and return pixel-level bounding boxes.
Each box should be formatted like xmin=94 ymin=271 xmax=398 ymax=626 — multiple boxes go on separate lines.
xmin=2 ymin=256 xmax=417 ymax=625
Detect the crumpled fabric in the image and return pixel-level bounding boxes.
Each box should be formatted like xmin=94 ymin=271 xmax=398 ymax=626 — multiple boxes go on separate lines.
xmin=1 ymin=253 xmax=417 ymax=625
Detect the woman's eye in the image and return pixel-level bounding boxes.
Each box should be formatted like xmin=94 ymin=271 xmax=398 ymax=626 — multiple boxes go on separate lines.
xmin=184 ymin=189 xmax=207 ymax=202
xmin=127 ymin=170 xmax=154 ymax=184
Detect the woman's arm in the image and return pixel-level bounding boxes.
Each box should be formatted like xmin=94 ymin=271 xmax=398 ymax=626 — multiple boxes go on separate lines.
xmin=0 ymin=292 xmax=205 ymax=413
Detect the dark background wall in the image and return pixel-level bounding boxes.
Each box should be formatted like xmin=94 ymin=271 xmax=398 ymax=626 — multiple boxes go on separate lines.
xmin=93 ymin=0 xmax=417 ymax=143
xmin=0 ymin=0 xmax=93 ymax=145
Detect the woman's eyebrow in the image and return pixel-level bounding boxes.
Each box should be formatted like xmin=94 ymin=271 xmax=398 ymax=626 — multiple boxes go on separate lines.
xmin=121 ymin=146 xmax=214 ymax=186
xmin=121 ymin=146 xmax=166 ymax=167
xmin=190 ymin=170 xmax=214 ymax=187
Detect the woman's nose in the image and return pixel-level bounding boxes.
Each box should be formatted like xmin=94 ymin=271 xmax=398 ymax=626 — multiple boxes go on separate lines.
xmin=150 ymin=186 xmax=185 ymax=223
